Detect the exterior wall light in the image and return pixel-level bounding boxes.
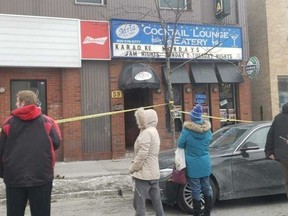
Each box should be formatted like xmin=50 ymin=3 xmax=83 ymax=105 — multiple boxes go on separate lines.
xmin=0 ymin=87 xmax=6 ymax=93
xmin=185 ymin=87 xmax=192 ymax=93
xmin=212 ymin=87 xmax=219 ymax=93
xmin=156 ymin=88 xmax=162 ymax=94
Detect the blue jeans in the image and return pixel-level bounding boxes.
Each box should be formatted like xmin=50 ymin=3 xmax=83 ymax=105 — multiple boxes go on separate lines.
xmin=188 ymin=176 xmax=212 ymax=201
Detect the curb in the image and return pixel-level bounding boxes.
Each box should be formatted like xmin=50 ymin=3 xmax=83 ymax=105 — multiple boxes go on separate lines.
xmin=51 ymin=187 xmax=134 ymax=200
xmin=1 ymin=188 xmax=134 ymax=206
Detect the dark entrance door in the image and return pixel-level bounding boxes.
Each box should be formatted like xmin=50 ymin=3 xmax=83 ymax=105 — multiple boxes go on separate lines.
xmin=124 ymin=88 xmax=152 ymax=150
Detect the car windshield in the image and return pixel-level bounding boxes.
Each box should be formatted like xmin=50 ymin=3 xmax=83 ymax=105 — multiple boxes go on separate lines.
xmin=210 ymin=127 xmax=249 ymax=151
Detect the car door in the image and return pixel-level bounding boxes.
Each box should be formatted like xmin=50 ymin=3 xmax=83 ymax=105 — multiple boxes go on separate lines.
xmin=231 ymin=126 xmax=285 ymax=195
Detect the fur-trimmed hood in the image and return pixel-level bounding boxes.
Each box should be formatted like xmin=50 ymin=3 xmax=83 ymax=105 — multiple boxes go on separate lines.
xmin=134 ymin=107 xmax=158 ymax=130
xmin=183 ymin=120 xmax=211 ymax=133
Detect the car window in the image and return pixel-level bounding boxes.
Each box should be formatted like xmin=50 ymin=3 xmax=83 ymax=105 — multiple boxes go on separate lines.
xmin=210 ymin=127 xmax=248 ymax=150
xmin=211 ymin=127 xmax=230 ymax=143
xmin=241 ymin=126 xmax=270 ymax=149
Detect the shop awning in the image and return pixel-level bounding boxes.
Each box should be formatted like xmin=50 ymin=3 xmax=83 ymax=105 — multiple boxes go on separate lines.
xmin=216 ymin=63 xmax=244 ymax=83
xmin=163 ymin=65 xmax=191 ymax=84
xmin=190 ymin=63 xmax=218 ymax=84
xmin=118 ymin=63 xmax=160 ymax=90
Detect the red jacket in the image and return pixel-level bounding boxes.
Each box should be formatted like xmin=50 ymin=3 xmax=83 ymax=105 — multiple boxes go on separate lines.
xmin=0 ymin=105 xmax=61 ymax=187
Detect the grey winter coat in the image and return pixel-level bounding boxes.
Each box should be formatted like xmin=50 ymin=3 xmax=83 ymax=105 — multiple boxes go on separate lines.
xmin=129 ymin=108 xmax=160 ymax=180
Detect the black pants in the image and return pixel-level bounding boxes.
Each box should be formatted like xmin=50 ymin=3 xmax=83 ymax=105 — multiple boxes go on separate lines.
xmin=280 ymin=160 xmax=288 ymax=197
xmin=6 ymin=181 xmax=52 ymax=216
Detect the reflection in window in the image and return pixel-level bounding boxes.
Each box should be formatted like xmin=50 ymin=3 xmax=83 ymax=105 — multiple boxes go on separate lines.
xmin=210 ymin=127 xmax=248 ymax=151
xmin=159 ymin=0 xmax=187 ymax=10
xmin=165 ymin=84 xmax=183 ymax=133
xmin=11 ymin=80 xmax=47 ymax=114
xmin=243 ymin=127 xmax=270 ymax=149
xmin=75 ymin=0 xmax=106 ymax=5
xmin=278 ymin=76 xmax=288 ymax=111
xmin=219 ymin=83 xmax=236 ymax=127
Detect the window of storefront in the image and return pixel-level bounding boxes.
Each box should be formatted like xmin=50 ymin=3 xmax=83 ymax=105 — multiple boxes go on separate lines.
xmin=11 ymin=80 xmax=47 ymax=114
xmin=165 ymin=84 xmax=183 ymax=133
xmin=219 ymin=83 xmax=236 ymax=127
xmin=159 ymin=0 xmax=187 ymax=10
xmin=193 ymin=84 xmax=210 ymax=120
xmin=278 ymin=76 xmax=288 ymax=111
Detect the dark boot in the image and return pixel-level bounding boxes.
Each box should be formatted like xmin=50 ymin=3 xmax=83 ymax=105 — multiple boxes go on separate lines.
xmin=203 ymin=195 xmax=212 ymax=216
xmin=192 ymin=199 xmax=201 ymax=216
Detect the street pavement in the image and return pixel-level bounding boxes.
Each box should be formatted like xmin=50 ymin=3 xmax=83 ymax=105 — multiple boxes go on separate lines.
xmin=0 ymin=156 xmax=134 ymax=204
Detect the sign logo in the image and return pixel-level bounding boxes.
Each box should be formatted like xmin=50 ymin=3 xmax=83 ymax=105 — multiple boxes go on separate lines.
xmin=83 ymin=36 xmax=108 ymax=45
xmin=134 ymin=71 xmax=152 ymax=81
xmin=246 ymin=56 xmax=260 ymax=79
xmin=216 ymin=0 xmax=224 ymax=15
xmin=116 ymin=24 xmax=139 ymax=39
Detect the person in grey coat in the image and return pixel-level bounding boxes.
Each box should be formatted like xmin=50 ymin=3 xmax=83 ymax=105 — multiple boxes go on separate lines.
xmin=129 ymin=107 xmax=164 ymax=216
xmin=265 ymin=102 xmax=288 ymax=198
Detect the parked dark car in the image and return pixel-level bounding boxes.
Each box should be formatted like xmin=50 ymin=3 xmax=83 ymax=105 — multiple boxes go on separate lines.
xmin=158 ymin=121 xmax=286 ymax=214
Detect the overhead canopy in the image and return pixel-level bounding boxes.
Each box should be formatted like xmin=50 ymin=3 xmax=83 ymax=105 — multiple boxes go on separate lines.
xmin=118 ymin=63 xmax=160 ymax=90
xmin=163 ymin=65 xmax=191 ymax=84
xmin=190 ymin=63 xmax=218 ymax=84
xmin=216 ymin=63 xmax=244 ymax=83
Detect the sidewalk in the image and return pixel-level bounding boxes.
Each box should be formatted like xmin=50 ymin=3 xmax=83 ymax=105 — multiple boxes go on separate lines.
xmin=0 ymin=157 xmax=134 ymax=203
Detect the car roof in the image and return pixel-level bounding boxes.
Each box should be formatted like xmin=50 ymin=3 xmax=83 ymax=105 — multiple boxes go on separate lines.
xmin=216 ymin=121 xmax=271 ymax=131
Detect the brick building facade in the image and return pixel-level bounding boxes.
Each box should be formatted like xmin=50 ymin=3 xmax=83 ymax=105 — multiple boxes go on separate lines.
xmin=0 ymin=0 xmax=252 ymax=161
xmin=248 ymin=0 xmax=288 ymax=120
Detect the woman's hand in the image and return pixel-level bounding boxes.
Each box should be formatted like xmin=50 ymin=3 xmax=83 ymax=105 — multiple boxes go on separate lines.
xmin=269 ymin=154 xmax=275 ymax=160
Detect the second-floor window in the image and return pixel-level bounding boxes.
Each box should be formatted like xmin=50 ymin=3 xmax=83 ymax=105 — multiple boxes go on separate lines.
xmin=75 ymin=0 xmax=106 ymax=5
xmin=159 ymin=0 xmax=187 ymax=10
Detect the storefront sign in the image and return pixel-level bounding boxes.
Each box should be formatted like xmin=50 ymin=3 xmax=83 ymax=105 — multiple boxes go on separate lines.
xmin=194 ymin=92 xmax=207 ymax=105
xmin=81 ymin=20 xmax=111 ymax=60
xmin=246 ymin=56 xmax=260 ymax=79
xmin=111 ymin=19 xmax=242 ymax=60
xmin=215 ymin=0 xmax=231 ymax=19
xmin=0 ymin=14 xmax=81 ymax=68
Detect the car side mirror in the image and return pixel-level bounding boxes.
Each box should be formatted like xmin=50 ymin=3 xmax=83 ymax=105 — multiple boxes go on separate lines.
xmin=239 ymin=142 xmax=260 ymax=158
xmin=240 ymin=142 xmax=260 ymax=152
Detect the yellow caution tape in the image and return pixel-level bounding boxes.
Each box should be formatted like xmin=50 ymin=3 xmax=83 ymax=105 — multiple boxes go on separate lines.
xmin=0 ymin=103 xmax=253 ymax=132
xmin=52 ymin=103 xmax=168 ymax=124
xmin=175 ymin=110 xmax=253 ymax=123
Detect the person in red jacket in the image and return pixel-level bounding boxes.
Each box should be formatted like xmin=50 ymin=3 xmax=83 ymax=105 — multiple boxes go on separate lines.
xmin=0 ymin=90 xmax=62 ymax=216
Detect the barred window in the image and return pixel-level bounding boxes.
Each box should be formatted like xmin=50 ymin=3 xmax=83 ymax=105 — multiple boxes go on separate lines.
xmin=75 ymin=0 xmax=106 ymax=6
xmin=159 ymin=0 xmax=187 ymax=10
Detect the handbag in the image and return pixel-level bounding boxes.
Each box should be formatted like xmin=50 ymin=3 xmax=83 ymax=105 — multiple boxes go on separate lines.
xmin=170 ymin=166 xmax=187 ymax=185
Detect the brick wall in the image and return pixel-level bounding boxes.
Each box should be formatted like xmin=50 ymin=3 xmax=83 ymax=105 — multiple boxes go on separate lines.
xmin=0 ymin=68 xmax=64 ymax=160
xmin=0 ymin=68 xmax=83 ymax=162
xmin=61 ymin=69 xmax=82 ymax=161
xmin=248 ymin=0 xmax=288 ymax=120
xmin=110 ymin=60 xmax=126 ymax=159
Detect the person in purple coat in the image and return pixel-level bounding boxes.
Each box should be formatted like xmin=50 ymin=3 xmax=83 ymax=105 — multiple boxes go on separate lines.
xmin=177 ymin=104 xmax=212 ymax=216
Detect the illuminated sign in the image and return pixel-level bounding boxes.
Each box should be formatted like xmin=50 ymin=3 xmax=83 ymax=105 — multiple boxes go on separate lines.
xmin=111 ymin=19 xmax=242 ymax=61
xmin=215 ymin=0 xmax=231 ymax=19
xmin=81 ymin=20 xmax=111 ymax=60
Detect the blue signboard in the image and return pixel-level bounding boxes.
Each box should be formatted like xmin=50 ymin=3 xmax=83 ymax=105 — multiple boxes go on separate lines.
xmin=111 ymin=19 xmax=242 ymax=60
